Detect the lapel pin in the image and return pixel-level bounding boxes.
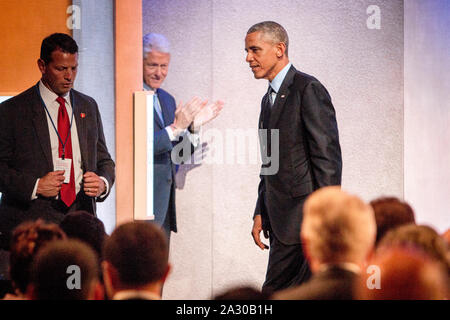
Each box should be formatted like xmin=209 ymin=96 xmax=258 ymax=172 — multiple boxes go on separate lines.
xmin=80 ymin=113 xmax=86 ymax=118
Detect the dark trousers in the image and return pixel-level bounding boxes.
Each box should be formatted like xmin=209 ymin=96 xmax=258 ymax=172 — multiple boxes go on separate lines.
xmin=262 ymin=232 xmax=312 ymax=295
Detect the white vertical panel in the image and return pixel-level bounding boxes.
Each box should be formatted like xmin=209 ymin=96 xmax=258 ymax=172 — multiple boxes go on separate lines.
xmin=404 ymin=0 xmax=450 ymax=233
xmin=72 ymin=0 xmax=116 ymax=234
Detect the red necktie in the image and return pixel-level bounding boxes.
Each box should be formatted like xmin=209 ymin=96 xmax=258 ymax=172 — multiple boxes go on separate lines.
xmin=56 ymin=96 xmax=76 ymax=207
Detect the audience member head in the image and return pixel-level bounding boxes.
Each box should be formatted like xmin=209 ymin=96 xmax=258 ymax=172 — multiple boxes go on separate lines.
xmin=102 ymin=222 xmax=170 ymax=299
xmin=213 ymin=285 xmax=270 ymax=300
xmin=378 ymin=224 xmax=450 ymax=281
xmin=59 ymin=210 xmax=107 ymax=260
xmin=27 ymin=239 xmax=100 ymax=300
xmin=369 ymin=196 xmax=415 ymax=244
xmin=301 ymin=186 xmax=376 ymax=272
xmin=143 ymin=33 xmax=170 ymax=89
xmin=356 ymin=246 xmax=448 ymax=300
xmin=9 ymin=220 xmax=66 ymax=296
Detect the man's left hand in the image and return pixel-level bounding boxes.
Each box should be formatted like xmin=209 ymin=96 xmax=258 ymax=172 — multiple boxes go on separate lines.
xmin=83 ymin=172 xmax=106 ymax=197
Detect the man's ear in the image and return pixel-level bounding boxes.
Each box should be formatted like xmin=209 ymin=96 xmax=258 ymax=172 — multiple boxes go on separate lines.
xmin=102 ymin=260 xmax=119 ymax=299
xmin=276 ymin=42 xmax=286 ymax=58
xmin=25 ymin=283 xmax=37 ymax=300
xmin=161 ymin=263 xmax=172 ymax=284
xmin=91 ymin=280 xmax=105 ymax=300
xmin=37 ymin=59 xmax=46 ymax=75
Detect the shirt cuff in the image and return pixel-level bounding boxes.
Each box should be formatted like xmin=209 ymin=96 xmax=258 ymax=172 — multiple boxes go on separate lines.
xmin=165 ymin=126 xmax=187 ymax=141
xmin=186 ymin=131 xmax=200 ymax=148
xmin=98 ymin=176 xmax=109 ymax=199
xmin=31 ymin=179 xmax=39 ymax=200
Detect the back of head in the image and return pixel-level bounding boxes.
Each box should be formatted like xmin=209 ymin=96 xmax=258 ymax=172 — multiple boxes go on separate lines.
xmin=60 ymin=210 xmax=107 ymax=260
xmin=40 ymin=33 xmax=78 ymax=64
xmin=103 ymin=222 xmax=168 ymax=287
xmin=356 ymin=246 xmax=448 ymax=300
xmin=247 ymin=21 xmax=289 ymax=56
xmin=301 ymin=186 xmax=376 ymax=265
xmin=29 ymin=239 xmax=99 ymax=300
xmin=9 ymin=220 xmax=66 ymax=295
xmin=370 ymin=197 xmax=415 ymax=244
xmin=143 ymin=33 xmax=170 ymax=57
xmin=213 ymin=285 xmax=269 ymax=300
xmin=378 ymin=224 xmax=450 ymax=278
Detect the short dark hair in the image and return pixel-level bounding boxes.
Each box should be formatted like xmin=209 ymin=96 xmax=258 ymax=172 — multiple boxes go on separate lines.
xmin=30 ymin=239 xmax=99 ymax=300
xmin=60 ymin=210 xmax=107 ymax=261
xmin=247 ymin=21 xmax=289 ymax=56
xmin=40 ymin=33 xmax=78 ymax=64
xmin=103 ymin=222 xmax=168 ymax=287
xmin=9 ymin=220 xmax=66 ymax=294
xmin=370 ymin=197 xmax=415 ymax=244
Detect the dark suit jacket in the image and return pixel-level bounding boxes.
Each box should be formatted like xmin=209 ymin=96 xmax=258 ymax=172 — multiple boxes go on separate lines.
xmin=0 ymin=83 xmax=115 ymax=249
xmin=272 ymin=266 xmax=358 ymax=300
xmin=255 ymin=65 xmax=342 ymax=245
xmin=153 ymin=88 xmax=193 ymax=232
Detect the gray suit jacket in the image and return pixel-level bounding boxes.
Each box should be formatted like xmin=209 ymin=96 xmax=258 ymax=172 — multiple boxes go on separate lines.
xmin=272 ymin=266 xmax=358 ymax=300
xmin=0 ymin=83 xmax=115 ymax=248
xmin=255 ymin=66 xmax=342 ymax=245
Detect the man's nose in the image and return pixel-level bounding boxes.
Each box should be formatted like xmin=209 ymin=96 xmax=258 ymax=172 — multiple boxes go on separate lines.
xmin=64 ymin=69 xmax=73 ymax=80
xmin=154 ymin=66 xmax=162 ymax=77
xmin=246 ymin=52 xmax=253 ymax=63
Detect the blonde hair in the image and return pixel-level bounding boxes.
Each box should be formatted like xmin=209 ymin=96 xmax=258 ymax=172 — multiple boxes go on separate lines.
xmin=301 ymin=186 xmax=376 ymax=264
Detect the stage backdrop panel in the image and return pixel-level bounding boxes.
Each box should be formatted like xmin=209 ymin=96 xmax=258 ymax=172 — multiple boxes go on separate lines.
xmin=143 ymin=0 xmax=404 ymax=299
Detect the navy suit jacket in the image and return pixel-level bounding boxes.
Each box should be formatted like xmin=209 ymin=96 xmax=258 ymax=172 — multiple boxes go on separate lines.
xmin=152 ymin=88 xmax=194 ymax=232
xmin=0 ymin=83 xmax=115 ymax=249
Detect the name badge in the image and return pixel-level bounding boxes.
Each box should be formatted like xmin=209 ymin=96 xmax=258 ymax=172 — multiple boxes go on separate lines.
xmin=55 ymin=158 xmax=72 ymax=184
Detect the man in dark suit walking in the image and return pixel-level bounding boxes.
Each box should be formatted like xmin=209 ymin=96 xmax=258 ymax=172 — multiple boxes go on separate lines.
xmin=245 ymin=21 xmax=342 ymax=294
xmin=143 ymin=33 xmax=223 ymax=240
xmin=0 ymin=33 xmax=115 ymax=250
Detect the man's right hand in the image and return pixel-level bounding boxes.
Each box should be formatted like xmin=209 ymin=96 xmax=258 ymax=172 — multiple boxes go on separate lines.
xmin=36 ymin=171 xmax=65 ymax=197
xmin=171 ymin=97 xmax=207 ymax=135
xmin=252 ymin=214 xmax=269 ymax=250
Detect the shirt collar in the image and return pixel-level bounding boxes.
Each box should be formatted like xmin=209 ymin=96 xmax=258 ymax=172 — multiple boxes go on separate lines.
xmin=39 ymin=80 xmax=70 ymax=105
xmin=318 ymin=262 xmax=361 ymax=275
xmin=269 ymin=62 xmax=292 ymax=93
xmin=143 ymin=82 xmax=157 ymax=93
xmin=113 ymin=289 xmax=161 ymax=300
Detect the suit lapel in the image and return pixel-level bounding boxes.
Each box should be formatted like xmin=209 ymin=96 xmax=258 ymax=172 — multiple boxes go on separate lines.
xmin=32 ymin=83 xmax=53 ymax=170
xmin=268 ymin=65 xmax=296 ymax=128
xmin=157 ymin=89 xmax=173 ymax=127
xmin=71 ymin=90 xmax=88 ymax=171
xmin=153 ymin=90 xmax=165 ymax=128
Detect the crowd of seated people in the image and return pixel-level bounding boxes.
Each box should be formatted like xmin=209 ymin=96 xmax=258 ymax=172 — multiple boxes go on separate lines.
xmin=0 ymin=190 xmax=448 ymax=300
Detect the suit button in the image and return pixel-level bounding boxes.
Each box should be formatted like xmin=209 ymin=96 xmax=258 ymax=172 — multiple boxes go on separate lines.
xmin=167 ymin=179 xmax=172 ymax=183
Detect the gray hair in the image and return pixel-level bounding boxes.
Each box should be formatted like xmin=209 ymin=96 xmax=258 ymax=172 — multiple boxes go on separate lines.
xmin=143 ymin=33 xmax=170 ymax=57
xmin=247 ymin=21 xmax=289 ymax=56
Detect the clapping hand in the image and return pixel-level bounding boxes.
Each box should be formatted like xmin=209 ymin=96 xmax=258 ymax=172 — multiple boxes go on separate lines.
xmin=192 ymin=100 xmax=224 ymax=132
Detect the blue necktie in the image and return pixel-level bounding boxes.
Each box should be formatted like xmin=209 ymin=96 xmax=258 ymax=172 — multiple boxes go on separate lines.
xmin=153 ymin=94 xmax=164 ymax=123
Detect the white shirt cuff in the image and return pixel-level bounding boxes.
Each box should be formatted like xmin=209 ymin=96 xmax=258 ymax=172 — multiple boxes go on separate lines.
xmin=31 ymin=179 xmax=39 ymax=200
xmin=98 ymin=176 xmax=109 ymax=199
